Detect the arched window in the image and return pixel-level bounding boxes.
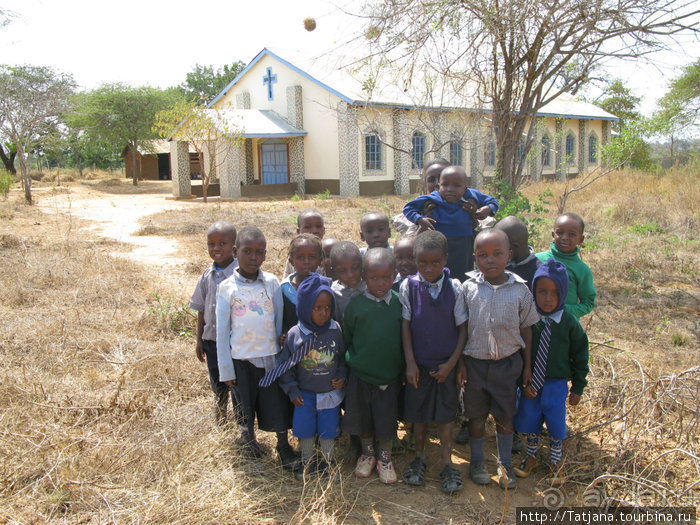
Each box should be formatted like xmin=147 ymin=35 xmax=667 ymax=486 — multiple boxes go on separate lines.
xmin=565 ymin=133 xmax=576 ymax=161
xmin=486 ymin=140 xmax=496 ymax=167
xmin=588 ymin=134 xmax=598 ymax=164
xmin=365 ymin=133 xmax=382 ymax=170
xmin=412 ymin=132 xmax=426 ymax=169
xmin=541 ymin=135 xmax=551 ymax=167
xmin=450 ymin=138 xmax=463 ymax=166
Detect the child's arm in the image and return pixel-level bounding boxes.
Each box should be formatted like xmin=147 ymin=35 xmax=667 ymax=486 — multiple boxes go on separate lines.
xmin=271 ymin=279 xmax=284 ymax=348
xmin=403 ymin=195 xmax=436 ymax=230
xmin=567 ymin=268 xmax=596 ymax=319
xmin=519 ymin=325 xmax=533 ymax=389
xmin=569 ymin=319 xmax=590 ymax=406
xmin=278 ymin=335 xmax=303 ymax=406
xmin=431 ymin=322 xmax=467 ymax=383
xmin=195 ymin=311 xmax=205 ymax=362
xmin=332 ymin=335 xmax=347 ymax=390
xmin=215 ymin=284 xmax=237 ymax=384
xmin=465 ymin=188 xmax=499 ymax=219
xmin=402 ymin=319 xmax=420 ymax=388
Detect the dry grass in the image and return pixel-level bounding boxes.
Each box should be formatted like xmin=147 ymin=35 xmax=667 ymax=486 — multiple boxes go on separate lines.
xmin=0 ymin=168 xmax=698 ymax=523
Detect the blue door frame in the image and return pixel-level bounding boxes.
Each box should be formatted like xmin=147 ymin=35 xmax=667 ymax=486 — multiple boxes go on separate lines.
xmin=260 ymin=139 xmax=289 ymax=185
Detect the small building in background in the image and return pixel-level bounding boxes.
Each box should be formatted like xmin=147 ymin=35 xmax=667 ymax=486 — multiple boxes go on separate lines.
xmin=123 ymin=140 xmax=200 ymax=181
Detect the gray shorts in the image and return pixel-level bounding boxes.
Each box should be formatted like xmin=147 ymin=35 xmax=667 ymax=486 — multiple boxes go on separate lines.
xmin=404 ymin=364 xmax=458 ymax=425
xmin=463 ymin=352 xmax=522 ymax=424
xmin=341 ymin=373 xmax=399 ymax=440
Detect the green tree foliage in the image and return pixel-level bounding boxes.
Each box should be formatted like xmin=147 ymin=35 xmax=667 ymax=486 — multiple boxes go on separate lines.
xmin=596 ymin=80 xmax=642 ymax=133
xmin=70 ymin=84 xmax=181 ymax=185
xmin=180 ymin=62 xmax=245 ymax=105
xmin=654 ymin=59 xmax=700 ymax=142
xmin=0 ymin=65 xmax=76 ymax=204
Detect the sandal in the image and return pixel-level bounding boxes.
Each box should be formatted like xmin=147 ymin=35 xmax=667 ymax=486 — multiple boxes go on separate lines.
xmin=440 ymin=464 xmax=464 ymax=493
xmin=403 ymin=456 xmax=427 ymax=486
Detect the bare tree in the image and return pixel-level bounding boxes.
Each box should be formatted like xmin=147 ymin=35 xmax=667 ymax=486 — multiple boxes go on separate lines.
xmin=355 ymin=0 xmax=699 ymax=188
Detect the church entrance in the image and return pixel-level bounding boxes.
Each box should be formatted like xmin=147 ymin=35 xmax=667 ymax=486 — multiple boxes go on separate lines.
xmin=260 ymin=139 xmax=289 ymax=185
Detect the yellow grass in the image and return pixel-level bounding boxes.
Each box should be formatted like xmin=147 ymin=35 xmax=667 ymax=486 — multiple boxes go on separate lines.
xmin=0 ymin=168 xmax=697 ymax=523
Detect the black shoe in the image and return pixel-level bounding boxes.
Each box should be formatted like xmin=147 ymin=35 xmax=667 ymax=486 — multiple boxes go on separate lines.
xmin=295 ymin=459 xmax=316 ymax=481
xmin=242 ymin=440 xmax=264 ymax=460
xmin=278 ymin=445 xmax=300 ymax=471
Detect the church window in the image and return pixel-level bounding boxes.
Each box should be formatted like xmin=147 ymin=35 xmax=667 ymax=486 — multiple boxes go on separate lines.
xmin=412 ymin=132 xmax=426 ymax=169
xmin=365 ymin=134 xmax=382 ymax=170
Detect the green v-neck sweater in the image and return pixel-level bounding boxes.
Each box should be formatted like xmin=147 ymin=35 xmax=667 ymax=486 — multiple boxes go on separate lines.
xmin=536 ymin=243 xmax=596 ymax=319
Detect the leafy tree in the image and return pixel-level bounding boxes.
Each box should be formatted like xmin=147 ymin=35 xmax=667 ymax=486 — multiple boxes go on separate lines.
xmin=358 ymin=0 xmax=699 ymax=188
xmin=154 ymin=100 xmax=243 ymax=202
xmin=596 ymin=80 xmax=642 ymax=133
xmin=180 ymin=62 xmax=246 ymax=105
xmin=70 ymin=84 xmax=181 ymax=185
xmin=0 ymin=65 xmax=76 ymax=203
xmin=653 ymin=58 xmax=700 ymax=163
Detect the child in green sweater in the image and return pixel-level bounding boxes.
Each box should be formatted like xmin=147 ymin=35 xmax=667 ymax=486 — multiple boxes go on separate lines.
xmin=342 ymin=248 xmax=404 ymax=484
xmin=536 ymin=213 xmax=596 ymax=319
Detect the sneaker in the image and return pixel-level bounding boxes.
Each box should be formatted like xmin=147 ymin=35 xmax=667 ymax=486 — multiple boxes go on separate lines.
xmin=455 ymin=422 xmax=470 ymax=444
xmin=469 ymin=460 xmax=490 ymax=485
xmin=354 ymin=454 xmax=377 ymax=478
xmin=376 ymin=459 xmax=397 ymax=484
xmin=514 ymin=456 xmax=537 ymax=478
xmin=277 ymin=445 xmax=300 ymax=471
xmin=499 ymin=463 xmax=517 ymax=490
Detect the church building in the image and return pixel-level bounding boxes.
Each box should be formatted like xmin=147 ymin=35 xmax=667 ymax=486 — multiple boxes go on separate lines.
xmin=169 ymin=48 xmax=617 ymax=199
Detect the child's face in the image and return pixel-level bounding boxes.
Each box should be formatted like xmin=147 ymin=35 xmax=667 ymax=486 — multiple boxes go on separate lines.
xmin=508 ymin=237 xmax=528 ymax=264
xmin=394 ymin=240 xmax=417 ymax=279
xmin=534 ymin=277 xmax=559 ymax=314
xmin=439 ymin=170 xmax=468 ymax=204
xmin=289 ymin=241 xmax=322 ymax=281
xmin=360 ymin=217 xmax=391 ymax=249
xmin=415 ymin=247 xmax=447 ymax=283
xmin=298 ymin=214 xmax=326 ymax=239
xmin=474 ymin=233 xmax=511 ymax=285
xmin=311 ymin=291 xmax=333 ymax=327
xmin=364 ymin=260 xmax=395 ymax=298
xmin=332 ymin=254 xmax=362 ymax=289
xmin=423 ymin=164 xmax=444 ymax=194
xmin=207 ymin=231 xmax=235 ymax=267
xmin=322 ymin=240 xmax=337 ymax=280
xmin=234 ymin=237 xmax=267 ymax=279
xmin=552 ymin=216 xmax=584 ymax=253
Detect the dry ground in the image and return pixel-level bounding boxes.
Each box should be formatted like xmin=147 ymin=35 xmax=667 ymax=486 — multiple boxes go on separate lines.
xmin=0 ymin=170 xmax=697 ymax=524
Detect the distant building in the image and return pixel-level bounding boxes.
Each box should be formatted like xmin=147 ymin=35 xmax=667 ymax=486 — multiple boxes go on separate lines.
xmin=169 ymin=48 xmax=617 ymax=199
xmin=124 ymin=140 xmax=199 ymax=181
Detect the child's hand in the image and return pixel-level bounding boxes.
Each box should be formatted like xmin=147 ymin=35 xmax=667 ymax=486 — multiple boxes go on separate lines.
xmin=460 ymin=200 xmax=477 ymax=215
xmin=475 ymin=206 xmax=492 ymax=220
xmin=332 ymin=378 xmax=345 ymax=390
xmin=422 ymin=201 xmax=437 ymax=218
xmin=417 ymin=217 xmax=436 ymax=232
xmin=292 ymin=395 xmax=304 ymax=406
xmin=568 ymin=392 xmax=581 ymax=406
xmin=456 ymin=360 xmax=467 ymax=388
xmin=225 ymin=379 xmax=237 ymax=388
xmin=195 ymin=341 xmax=205 ymax=363
xmin=278 ymin=334 xmax=287 ymax=346
xmin=522 ymin=368 xmax=532 ymax=389
xmin=523 ymin=384 xmax=537 ymax=399
xmin=406 ymin=362 xmax=420 ymax=388
xmin=429 ymin=362 xmax=452 ymax=383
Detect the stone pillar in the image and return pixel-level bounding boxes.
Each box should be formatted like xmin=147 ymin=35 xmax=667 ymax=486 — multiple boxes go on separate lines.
xmin=236 ymin=92 xmax=251 ymax=109
xmin=217 ymin=139 xmax=245 ymax=199
xmin=286 ymin=86 xmax=303 ymax=129
xmin=392 ymin=109 xmax=411 ymax=195
xmin=244 ymin=139 xmax=254 ymax=185
xmin=601 ymin=121 xmax=611 ymax=167
xmin=170 ymin=140 xmax=191 ymax=197
xmin=555 ymin=119 xmax=566 ymax=182
xmin=288 ymin=136 xmax=305 ymax=195
xmin=337 ymin=102 xmax=360 ymax=197
xmin=578 ymin=120 xmax=589 ymax=174
xmin=203 ymin=140 xmax=217 ymax=183
xmin=470 ymin=126 xmax=485 ymax=188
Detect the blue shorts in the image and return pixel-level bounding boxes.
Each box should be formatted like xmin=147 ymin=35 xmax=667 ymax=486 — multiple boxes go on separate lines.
xmin=292 ymin=390 xmax=340 ymax=439
xmin=513 ymin=378 xmax=568 ymax=440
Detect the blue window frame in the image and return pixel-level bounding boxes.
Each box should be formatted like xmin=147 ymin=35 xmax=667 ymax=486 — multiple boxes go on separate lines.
xmin=588 ymin=135 xmax=598 ymax=163
xmin=565 ymin=133 xmax=576 ymax=160
xmin=541 ymin=135 xmax=551 ymax=166
xmin=412 ymin=132 xmax=426 ymax=169
xmin=365 ymin=134 xmax=382 ymax=170
xmin=450 ymin=139 xmax=463 ymax=166
xmin=486 ymin=140 xmax=496 ymax=167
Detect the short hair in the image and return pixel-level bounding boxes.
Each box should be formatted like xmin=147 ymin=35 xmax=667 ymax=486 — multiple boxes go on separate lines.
xmin=424 ymin=158 xmax=449 ymax=171
xmin=495 ymin=216 xmax=528 ymax=242
xmin=329 ymin=241 xmax=362 ymax=265
xmin=414 ymin=230 xmax=448 ymax=257
xmin=439 ymin=165 xmax=468 ymax=184
xmin=474 ymin=227 xmax=509 ymax=249
xmin=363 ymin=247 xmax=396 ymax=271
xmin=288 ymin=233 xmax=323 ymax=259
xmin=207 ymin=221 xmax=236 ymax=240
xmin=360 ymin=212 xmax=389 ymax=231
xmin=236 ymin=225 xmax=265 ymax=247
xmin=394 ymin=235 xmax=415 ymax=250
xmin=557 ymin=212 xmax=585 ymax=233
xmin=297 ymin=208 xmax=324 ymax=228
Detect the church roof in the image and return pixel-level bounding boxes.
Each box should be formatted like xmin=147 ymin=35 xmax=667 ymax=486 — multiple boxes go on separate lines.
xmin=211 ymin=48 xmax=618 ymax=121
xmin=215 ymin=109 xmax=306 ymax=138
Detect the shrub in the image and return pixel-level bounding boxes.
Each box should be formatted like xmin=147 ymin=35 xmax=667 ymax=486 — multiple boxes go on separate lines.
xmin=0 ymin=172 xmax=12 ymax=199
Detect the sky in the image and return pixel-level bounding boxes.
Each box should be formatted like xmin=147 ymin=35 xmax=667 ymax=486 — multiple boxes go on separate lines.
xmin=1 ymin=0 xmax=698 ymax=116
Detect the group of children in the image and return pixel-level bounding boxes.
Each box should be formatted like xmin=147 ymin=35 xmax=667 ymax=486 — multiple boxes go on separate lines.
xmin=189 ymin=158 xmax=595 ymax=493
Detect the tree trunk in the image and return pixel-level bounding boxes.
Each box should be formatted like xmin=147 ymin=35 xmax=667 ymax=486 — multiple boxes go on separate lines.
xmin=199 ymin=151 xmax=208 ymax=203
xmin=131 ymin=142 xmax=139 ymax=186
xmin=17 ymin=144 xmax=32 ymax=205
xmin=0 ymin=144 xmax=17 ymax=175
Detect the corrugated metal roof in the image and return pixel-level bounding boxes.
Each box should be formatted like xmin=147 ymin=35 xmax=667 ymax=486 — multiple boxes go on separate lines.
xmin=213 ymin=109 xmax=306 ymax=137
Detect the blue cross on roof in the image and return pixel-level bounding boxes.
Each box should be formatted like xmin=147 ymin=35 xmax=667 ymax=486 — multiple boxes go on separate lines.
xmin=263 ymin=67 xmax=277 ymax=101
